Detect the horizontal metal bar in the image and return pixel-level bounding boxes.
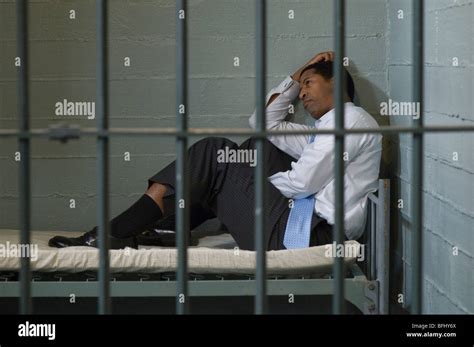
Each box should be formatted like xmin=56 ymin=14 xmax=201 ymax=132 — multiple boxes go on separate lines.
xmin=0 ymin=278 xmax=360 ymax=297
xmin=47 ymin=123 xmax=81 ymax=142
xmin=0 ymin=278 xmax=369 ymax=313
xmin=1 ymin=125 xmax=474 ymax=138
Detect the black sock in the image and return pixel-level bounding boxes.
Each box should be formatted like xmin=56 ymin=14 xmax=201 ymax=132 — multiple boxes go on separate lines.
xmin=110 ymin=194 xmax=163 ymax=238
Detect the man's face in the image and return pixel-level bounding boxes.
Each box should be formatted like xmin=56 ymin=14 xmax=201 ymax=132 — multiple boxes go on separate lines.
xmin=298 ymin=69 xmax=334 ymax=119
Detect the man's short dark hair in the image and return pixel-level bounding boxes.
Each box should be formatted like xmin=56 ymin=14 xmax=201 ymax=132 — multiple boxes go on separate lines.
xmin=300 ymin=61 xmax=355 ymax=102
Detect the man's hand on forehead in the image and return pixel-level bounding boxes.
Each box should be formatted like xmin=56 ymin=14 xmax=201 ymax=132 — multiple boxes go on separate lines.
xmin=306 ymin=51 xmax=335 ymax=68
xmin=292 ymin=51 xmax=335 ymax=83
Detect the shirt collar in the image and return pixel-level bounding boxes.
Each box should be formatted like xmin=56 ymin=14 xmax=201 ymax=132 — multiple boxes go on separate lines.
xmin=314 ymin=102 xmax=354 ymax=127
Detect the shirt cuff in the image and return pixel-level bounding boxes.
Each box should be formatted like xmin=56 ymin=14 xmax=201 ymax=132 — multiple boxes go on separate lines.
xmin=267 ymin=171 xmax=289 ymax=197
xmin=271 ymin=76 xmax=300 ymax=101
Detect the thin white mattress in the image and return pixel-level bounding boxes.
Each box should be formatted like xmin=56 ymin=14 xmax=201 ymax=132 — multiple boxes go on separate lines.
xmin=0 ymin=230 xmax=360 ymax=275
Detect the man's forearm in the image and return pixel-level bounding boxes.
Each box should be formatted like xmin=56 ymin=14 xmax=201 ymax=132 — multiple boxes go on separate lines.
xmin=265 ymin=61 xmax=310 ymax=108
xmin=290 ymin=66 xmax=306 ymax=82
xmin=267 ymin=70 xmax=303 ymax=107
xmin=266 ymin=58 xmax=317 ymax=108
xmin=291 ymin=59 xmax=312 ymax=82
xmin=249 ymin=75 xmax=300 ymax=130
xmin=266 ymin=92 xmax=281 ymax=107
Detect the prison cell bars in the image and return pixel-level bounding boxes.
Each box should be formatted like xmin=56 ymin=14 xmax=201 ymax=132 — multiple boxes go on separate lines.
xmin=176 ymin=0 xmax=190 ymax=315
xmin=96 ymin=0 xmax=111 ymax=314
xmin=333 ymin=0 xmax=346 ymax=314
xmin=5 ymin=125 xmax=474 ymax=138
xmin=16 ymin=0 xmax=31 ymax=315
xmin=255 ymin=0 xmax=268 ymax=314
xmin=12 ymin=0 xmax=474 ymax=315
xmin=411 ymin=0 xmax=424 ymax=315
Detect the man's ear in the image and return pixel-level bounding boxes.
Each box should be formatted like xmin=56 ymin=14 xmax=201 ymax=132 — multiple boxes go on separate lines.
xmin=328 ymin=77 xmax=335 ymax=90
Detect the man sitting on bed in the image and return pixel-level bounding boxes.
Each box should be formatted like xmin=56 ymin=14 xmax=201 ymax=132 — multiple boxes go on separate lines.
xmin=49 ymin=51 xmax=382 ymax=251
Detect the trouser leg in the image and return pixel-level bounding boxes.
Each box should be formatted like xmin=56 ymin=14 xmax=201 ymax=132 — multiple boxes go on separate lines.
xmin=147 ymin=136 xmax=297 ymax=250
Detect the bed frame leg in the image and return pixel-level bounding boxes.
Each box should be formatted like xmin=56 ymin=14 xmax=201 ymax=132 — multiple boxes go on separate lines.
xmin=363 ymin=280 xmax=379 ymax=314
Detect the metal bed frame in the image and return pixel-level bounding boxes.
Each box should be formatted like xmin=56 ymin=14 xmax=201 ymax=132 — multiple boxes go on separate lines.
xmin=0 ymin=180 xmax=390 ymax=314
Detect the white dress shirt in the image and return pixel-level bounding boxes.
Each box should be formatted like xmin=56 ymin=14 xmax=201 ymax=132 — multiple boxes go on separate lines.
xmin=249 ymin=76 xmax=382 ymax=240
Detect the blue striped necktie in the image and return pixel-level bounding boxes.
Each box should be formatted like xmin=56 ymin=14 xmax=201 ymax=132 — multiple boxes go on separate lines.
xmin=283 ymin=133 xmax=316 ymax=249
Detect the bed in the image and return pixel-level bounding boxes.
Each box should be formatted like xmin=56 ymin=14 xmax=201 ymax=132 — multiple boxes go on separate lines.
xmin=0 ymin=179 xmax=390 ymax=314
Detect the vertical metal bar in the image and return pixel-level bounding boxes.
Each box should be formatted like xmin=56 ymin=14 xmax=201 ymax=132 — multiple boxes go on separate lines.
xmin=411 ymin=0 xmax=424 ymax=314
xmin=377 ymin=180 xmax=390 ymax=314
xmin=254 ymin=0 xmax=267 ymax=314
xmin=96 ymin=0 xmax=110 ymax=314
xmin=369 ymin=200 xmax=376 ymax=280
xmin=16 ymin=0 xmax=31 ymax=315
xmin=371 ymin=200 xmax=376 ymax=279
xmin=176 ymin=0 xmax=189 ymax=315
xmin=333 ymin=0 xmax=346 ymax=314
xmin=365 ymin=201 xmax=372 ymax=280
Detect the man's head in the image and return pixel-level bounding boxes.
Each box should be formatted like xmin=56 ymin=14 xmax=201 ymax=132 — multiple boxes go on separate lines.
xmin=298 ymin=61 xmax=355 ymax=119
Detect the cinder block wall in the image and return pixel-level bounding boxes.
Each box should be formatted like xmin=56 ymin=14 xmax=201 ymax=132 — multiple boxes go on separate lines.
xmin=387 ymin=0 xmax=473 ymax=313
xmin=0 ymin=0 xmax=388 ymax=230
xmin=2 ymin=0 xmax=471 ymax=315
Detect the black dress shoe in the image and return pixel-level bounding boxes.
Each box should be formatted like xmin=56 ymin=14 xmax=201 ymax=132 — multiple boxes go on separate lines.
xmin=48 ymin=227 xmax=138 ymax=249
xmin=137 ymin=229 xmax=198 ymax=247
